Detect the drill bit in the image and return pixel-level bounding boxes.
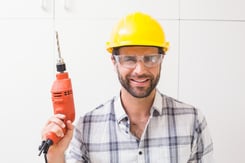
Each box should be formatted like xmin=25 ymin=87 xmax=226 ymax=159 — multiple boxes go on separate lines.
xmin=55 ymin=31 xmax=66 ymax=72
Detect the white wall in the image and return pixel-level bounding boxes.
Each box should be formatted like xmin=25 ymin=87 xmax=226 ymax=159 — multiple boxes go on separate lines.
xmin=179 ymin=1 xmax=245 ymax=162
xmin=0 ymin=0 xmax=244 ymax=162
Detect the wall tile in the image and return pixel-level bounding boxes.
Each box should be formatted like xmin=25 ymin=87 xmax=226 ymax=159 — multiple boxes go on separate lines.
xmin=0 ymin=0 xmax=53 ymax=18
xmin=180 ymin=0 xmax=245 ymax=20
xmin=55 ymin=0 xmax=179 ymax=20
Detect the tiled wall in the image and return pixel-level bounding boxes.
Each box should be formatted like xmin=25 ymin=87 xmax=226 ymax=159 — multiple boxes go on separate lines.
xmin=0 ymin=0 xmax=244 ymax=162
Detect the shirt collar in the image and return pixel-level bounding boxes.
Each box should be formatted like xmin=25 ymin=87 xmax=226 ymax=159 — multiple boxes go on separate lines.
xmin=151 ymin=89 xmax=163 ymax=116
xmin=114 ymin=89 xmax=163 ymax=123
xmin=114 ymin=92 xmax=128 ymax=123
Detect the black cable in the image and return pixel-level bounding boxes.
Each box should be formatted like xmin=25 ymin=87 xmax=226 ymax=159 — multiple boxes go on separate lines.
xmin=44 ymin=153 xmax=48 ymax=163
xmin=38 ymin=139 xmax=53 ymax=163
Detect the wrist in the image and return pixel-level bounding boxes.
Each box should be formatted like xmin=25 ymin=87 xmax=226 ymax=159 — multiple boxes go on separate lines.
xmin=47 ymin=147 xmax=65 ymax=163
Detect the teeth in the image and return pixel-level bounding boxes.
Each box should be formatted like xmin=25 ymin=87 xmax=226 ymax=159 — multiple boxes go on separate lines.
xmin=133 ymin=79 xmax=148 ymax=83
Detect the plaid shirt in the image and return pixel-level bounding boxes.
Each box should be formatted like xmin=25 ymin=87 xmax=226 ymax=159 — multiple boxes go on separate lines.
xmin=66 ymin=90 xmax=213 ymax=163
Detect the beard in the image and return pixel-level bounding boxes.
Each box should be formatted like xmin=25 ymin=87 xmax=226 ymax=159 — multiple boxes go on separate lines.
xmin=117 ymin=68 xmax=161 ymax=98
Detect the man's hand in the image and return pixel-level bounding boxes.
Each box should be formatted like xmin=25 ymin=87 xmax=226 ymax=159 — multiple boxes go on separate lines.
xmin=41 ymin=114 xmax=74 ymax=163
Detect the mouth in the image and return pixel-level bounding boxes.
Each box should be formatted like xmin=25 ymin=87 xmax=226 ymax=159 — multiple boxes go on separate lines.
xmin=130 ymin=78 xmax=150 ymax=87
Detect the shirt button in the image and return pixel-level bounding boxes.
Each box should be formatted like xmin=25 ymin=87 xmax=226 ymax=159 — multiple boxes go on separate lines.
xmin=139 ymin=151 xmax=143 ymax=155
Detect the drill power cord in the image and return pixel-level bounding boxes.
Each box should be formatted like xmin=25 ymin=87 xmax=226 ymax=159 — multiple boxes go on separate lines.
xmin=38 ymin=139 xmax=53 ymax=163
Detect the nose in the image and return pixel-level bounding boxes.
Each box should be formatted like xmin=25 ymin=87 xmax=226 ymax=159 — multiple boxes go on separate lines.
xmin=133 ymin=60 xmax=146 ymax=74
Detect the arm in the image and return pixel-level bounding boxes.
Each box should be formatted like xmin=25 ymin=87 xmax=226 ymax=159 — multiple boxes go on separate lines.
xmin=188 ymin=111 xmax=214 ymax=163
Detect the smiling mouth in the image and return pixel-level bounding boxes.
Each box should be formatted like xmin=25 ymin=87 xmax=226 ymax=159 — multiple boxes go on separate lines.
xmin=131 ymin=78 xmax=149 ymax=82
xmin=130 ymin=78 xmax=150 ymax=87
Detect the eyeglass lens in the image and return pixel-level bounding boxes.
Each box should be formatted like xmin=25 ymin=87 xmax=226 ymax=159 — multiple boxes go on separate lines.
xmin=114 ymin=54 xmax=163 ymax=68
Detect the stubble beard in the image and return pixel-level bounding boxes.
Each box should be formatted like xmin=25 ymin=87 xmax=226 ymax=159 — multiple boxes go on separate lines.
xmin=117 ymin=69 xmax=161 ymax=98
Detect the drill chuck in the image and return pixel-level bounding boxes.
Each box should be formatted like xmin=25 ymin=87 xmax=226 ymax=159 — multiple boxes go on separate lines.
xmin=56 ymin=58 xmax=66 ymax=73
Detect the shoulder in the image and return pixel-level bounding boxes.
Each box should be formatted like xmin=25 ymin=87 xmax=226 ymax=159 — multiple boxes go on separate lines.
xmin=158 ymin=92 xmax=206 ymax=122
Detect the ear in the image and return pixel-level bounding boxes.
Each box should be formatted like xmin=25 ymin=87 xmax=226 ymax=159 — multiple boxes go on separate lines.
xmin=110 ymin=55 xmax=118 ymax=73
xmin=161 ymin=54 xmax=165 ymax=62
xmin=111 ymin=55 xmax=116 ymax=65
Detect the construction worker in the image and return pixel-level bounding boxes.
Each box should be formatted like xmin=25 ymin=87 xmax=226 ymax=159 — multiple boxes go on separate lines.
xmin=41 ymin=12 xmax=213 ymax=163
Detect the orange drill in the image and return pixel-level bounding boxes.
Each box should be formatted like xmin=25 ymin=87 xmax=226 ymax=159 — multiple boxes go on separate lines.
xmin=38 ymin=32 xmax=75 ymax=158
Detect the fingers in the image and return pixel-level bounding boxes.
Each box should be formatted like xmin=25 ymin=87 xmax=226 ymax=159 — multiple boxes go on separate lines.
xmin=47 ymin=120 xmax=74 ymax=153
xmin=46 ymin=114 xmax=66 ymax=128
xmin=42 ymin=114 xmax=67 ymax=140
xmin=40 ymin=114 xmax=74 ymax=158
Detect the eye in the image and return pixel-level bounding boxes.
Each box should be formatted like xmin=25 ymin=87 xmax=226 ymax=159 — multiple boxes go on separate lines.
xmin=123 ymin=56 xmax=137 ymax=62
xmin=144 ymin=55 xmax=159 ymax=63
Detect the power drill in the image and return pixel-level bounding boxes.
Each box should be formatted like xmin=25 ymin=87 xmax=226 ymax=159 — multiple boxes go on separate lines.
xmin=38 ymin=32 xmax=75 ymax=159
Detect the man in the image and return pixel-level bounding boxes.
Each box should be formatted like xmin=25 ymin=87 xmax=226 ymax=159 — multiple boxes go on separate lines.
xmin=41 ymin=12 xmax=213 ymax=163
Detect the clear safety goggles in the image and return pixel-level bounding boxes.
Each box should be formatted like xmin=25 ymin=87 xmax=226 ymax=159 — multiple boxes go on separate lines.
xmin=113 ymin=54 xmax=163 ymax=69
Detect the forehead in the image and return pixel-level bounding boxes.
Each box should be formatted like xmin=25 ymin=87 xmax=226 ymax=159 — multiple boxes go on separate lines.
xmin=118 ymin=46 xmax=158 ymax=55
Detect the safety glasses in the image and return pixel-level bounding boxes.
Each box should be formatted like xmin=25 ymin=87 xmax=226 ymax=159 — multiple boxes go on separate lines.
xmin=113 ymin=54 xmax=163 ymax=69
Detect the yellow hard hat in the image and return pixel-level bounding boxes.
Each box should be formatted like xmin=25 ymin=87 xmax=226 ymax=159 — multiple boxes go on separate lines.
xmin=106 ymin=12 xmax=170 ymax=53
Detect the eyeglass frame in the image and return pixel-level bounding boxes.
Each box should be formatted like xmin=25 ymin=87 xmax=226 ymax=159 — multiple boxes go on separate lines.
xmin=113 ymin=53 xmax=164 ymax=69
